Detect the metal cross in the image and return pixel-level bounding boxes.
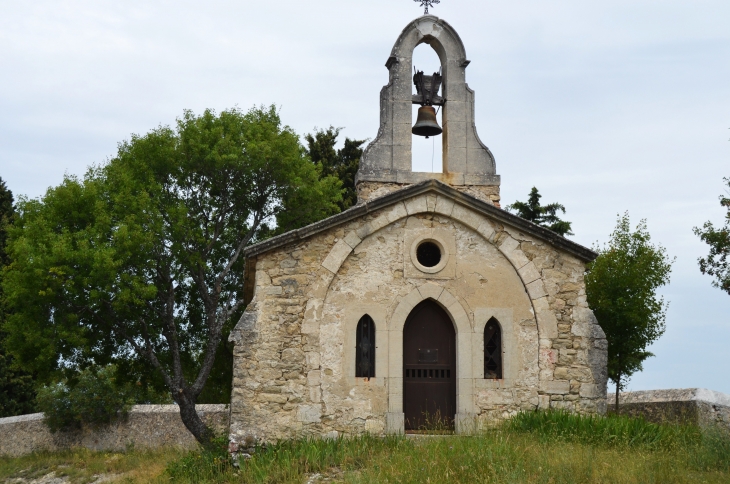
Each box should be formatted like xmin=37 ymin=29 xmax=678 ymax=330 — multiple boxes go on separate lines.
xmin=414 ymin=0 xmax=440 ymax=15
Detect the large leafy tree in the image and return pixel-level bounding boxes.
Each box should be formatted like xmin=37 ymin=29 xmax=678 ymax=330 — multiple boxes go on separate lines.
xmin=2 ymin=106 xmax=343 ymax=443
xmin=0 ymin=177 xmax=36 ymax=417
xmin=304 ymin=127 xmax=365 ymax=212
xmin=585 ymin=213 xmax=673 ymax=411
xmin=694 ymin=177 xmax=730 ymax=295
xmin=506 ymin=187 xmax=574 ymax=236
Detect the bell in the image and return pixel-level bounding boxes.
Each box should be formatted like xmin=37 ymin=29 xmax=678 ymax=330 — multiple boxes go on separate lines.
xmin=412 ymin=106 xmax=442 ymax=138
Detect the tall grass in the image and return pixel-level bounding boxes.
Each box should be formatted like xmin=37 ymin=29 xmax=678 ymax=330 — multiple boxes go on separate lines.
xmin=505 ymin=409 xmax=701 ymax=449
xmin=2 ymin=411 xmax=728 ymax=483
xmin=165 ymin=434 xmax=407 ymax=483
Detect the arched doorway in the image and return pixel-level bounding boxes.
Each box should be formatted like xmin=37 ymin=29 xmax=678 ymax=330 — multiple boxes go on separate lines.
xmin=403 ymin=299 xmax=456 ymax=431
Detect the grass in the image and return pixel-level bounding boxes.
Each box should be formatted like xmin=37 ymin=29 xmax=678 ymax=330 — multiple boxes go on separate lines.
xmin=1 ymin=411 xmax=728 ymax=483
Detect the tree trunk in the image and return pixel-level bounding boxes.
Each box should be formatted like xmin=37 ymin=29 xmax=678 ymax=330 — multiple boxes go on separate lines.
xmin=177 ymin=390 xmax=214 ymax=446
xmin=614 ymin=374 xmax=621 ymax=414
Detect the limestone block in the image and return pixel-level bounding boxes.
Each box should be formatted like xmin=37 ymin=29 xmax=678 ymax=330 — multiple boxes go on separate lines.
xmin=457 ymin=335 xmax=473 ymax=379
xmin=417 ymin=282 xmax=444 ymax=300
xmin=387 ymin=332 xmax=404 ymax=379
xmin=426 ymin=195 xmax=437 ymax=211
xmin=455 ymin=413 xmax=476 ymax=435
xmin=261 ymin=393 xmax=287 ymax=404
xmin=567 ymin=367 xmax=593 ymax=383
xmin=262 ymin=286 xmax=283 ymax=295
xmin=499 ymin=237 xmax=530 ymax=270
xmin=572 ymin=307 xmax=606 ymax=339
xmin=385 ymin=412 xmax=404 ymax=434
xmin=532 ymin=297 xmax=558 ymax=339
xmin=305 ymin=352 xmax=320 ymax=370
xmin=434 ymin=196 xmax=455 ymax=216
xmin=579 ymin=383 xmax=601 ymax=399
xmin=344 ymin=231 xmax=362 ymax=249
xmin=539 ymin=381 xmax=570 ymax=395
xmin=498 ymin=235 xmax=519 ymax=254
xmin=385 ymin=202 xmax=408 ymax=224
xmin=355 ymin=222 xmax=375 ymax=240
xmin=309 ymin=386 xmax=321 ymax=403
xmin=518 ymin=262 xmax=541 ymax=285
xmin=256 ymin=271 xmax=271 ymax=285
xmin=297 ymin=405 xmax=322 ymax=423
xmin=321 ymin=240 xmax=353 ymax=274
xmin=307 ymin=370 xmax=321 ymax=387
xmin=526 ymin=279 xmax=548 ymax=300
xmin=369 ymin=213 xmax=391 ymax=233
xmin=450 ymin=203 xmax=484 ymax=230
xmin=302 ymin=298 xmax=322 ymax=334
xmin=476 ymin=221 xmax=496 ymax=242
xmin=404 ymin=195 xmax=429 ymax=215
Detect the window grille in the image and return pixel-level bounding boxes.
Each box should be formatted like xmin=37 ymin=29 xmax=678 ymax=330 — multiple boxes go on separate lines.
xmin=356 ymin=315 xmax=376 ymax=379
xmin=484 ymin=317 xmax=502 ymax=379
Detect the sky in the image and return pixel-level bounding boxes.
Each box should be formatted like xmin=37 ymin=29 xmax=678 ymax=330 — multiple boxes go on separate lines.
xmin=1 ymin=0 xmax=728 ymax=394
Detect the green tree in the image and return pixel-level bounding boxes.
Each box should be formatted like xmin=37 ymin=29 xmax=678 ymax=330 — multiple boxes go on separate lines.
xmin=507 ymin=187 xmax=573 ymax=237
xmin=0 ymin=176 xmax=36 ymax=418
xmin=2 ymin=106 xmax=343 ymax=444
xmin=585 ymin=213 xmax=673 ymax=411
xmin=694 ymin=177 xmax=730 ymax=295
xmin=35 ymin=365 xmax=136 ymax=432
xmin=304 ymin=127 xmax=365 ymax=212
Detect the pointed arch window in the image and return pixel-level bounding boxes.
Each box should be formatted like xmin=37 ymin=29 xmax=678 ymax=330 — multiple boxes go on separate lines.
xmin=356 ymin=315 xmax=376 ymax=379
xmin=484 ymin=317 xmax=502 ymax=379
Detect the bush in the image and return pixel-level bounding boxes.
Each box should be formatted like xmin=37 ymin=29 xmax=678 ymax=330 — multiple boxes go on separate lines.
xmin=35 ymin=365 xmax=135 ymax=432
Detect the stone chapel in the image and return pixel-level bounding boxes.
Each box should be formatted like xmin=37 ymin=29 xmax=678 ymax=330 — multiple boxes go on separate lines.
xmin=228 ymin=15 xmax=608 ymax=446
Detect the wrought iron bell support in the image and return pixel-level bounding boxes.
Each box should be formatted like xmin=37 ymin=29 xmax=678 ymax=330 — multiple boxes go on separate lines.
xmin=412 ymin=68 xmax=443 ymax=138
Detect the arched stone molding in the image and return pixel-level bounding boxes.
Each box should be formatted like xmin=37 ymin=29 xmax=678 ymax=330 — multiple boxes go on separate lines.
xmin=357 ymin=15 xmax=498 ymax=185
xmin=316 ymin=194 xmax=557 ymax=345
xmin=385 ymin=283 xmax=474 ymax=434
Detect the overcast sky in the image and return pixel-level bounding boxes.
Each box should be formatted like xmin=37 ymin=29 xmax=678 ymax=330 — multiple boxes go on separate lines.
xmin=1 ymin=0 xmax=728 ymax=394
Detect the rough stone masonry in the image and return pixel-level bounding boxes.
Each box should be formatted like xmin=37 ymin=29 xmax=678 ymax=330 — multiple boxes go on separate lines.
xmin=227 ymin=14 xmax=608 ymax=452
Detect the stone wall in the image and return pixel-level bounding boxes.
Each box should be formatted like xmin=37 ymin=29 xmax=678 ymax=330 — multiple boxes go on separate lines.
xmin=609 ymin=388 xmax=730 ymax=432
xmin=0 ymin=405 xmax=229 ymax=457
xmin=357 ymin=181 xmax=501 ymax=207
xmin=229 ymin=188 xmax=607 ymax=449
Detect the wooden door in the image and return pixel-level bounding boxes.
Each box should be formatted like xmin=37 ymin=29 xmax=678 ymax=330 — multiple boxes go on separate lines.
xmin=403 ymin=300 xmax=456 ymax=431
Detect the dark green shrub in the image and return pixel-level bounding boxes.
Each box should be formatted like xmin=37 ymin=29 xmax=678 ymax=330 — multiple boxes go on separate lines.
xmin=35 ymin=365 xmax=135 ymax=432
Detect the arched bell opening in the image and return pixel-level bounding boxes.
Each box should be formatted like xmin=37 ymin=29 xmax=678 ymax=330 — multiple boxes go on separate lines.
xmin=411 ymin=43 xmax=443 ymax=174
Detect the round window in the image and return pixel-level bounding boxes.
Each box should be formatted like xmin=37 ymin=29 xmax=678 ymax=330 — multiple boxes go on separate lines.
xmin=416 ymin=241 xmax=442 ymax=268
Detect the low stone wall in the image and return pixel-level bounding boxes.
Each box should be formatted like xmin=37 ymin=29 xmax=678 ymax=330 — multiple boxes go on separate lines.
xmin=608 ymin=388 xmax=730 ymax=431
xmin=0 ymin=404 xmax=229 ymax=457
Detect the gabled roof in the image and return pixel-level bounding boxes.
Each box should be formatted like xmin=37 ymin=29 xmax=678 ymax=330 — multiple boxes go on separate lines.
xmin=244 ymin=180 xmax=597 ymax=263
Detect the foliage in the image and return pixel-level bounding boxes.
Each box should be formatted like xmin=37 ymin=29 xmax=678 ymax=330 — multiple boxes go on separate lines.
xmin=35 ymin=365 xmax=136 ymax=432
xmin=585 ymin=213 xmax=674 ymax=410
xmin=304 ymin=126 xmax=365 ymax=213
xmin=0 ymin=176 xmax=36 ymax=417
xmin=0 ymin=351 xmax=36 ymax=417
xmin=694 ymin=177 xmax=730 ymax=295
xmin=2 ymin=106 xmax=343 ymax=444
xmin=506 ymin=186 xmax=574 ymax=236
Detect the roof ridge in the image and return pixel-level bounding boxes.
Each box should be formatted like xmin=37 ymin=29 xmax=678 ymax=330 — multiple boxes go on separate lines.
xmin=244 ymin=180 xmax=597 ymax=262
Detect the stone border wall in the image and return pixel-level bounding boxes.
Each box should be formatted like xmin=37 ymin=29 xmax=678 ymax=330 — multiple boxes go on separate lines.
xmin=608 ymin=388 xmax=730 ymax=431
xmin=0 ymin=405 xmax=229 ymax=457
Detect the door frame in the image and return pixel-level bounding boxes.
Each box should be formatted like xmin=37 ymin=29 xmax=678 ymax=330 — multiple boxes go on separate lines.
xmin=385 ymin=284 xmax=474 ymax=434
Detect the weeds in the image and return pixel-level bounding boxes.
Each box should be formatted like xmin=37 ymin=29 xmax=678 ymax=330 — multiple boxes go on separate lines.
xmin=505 ymin=409 xmax=702 ymax=450
xmin=2 ymin=411 xmax=728 ymax=483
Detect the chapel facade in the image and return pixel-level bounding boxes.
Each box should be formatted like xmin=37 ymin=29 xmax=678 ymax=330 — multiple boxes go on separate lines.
xmin=228 ymin=15 xmax=608 ymax=447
